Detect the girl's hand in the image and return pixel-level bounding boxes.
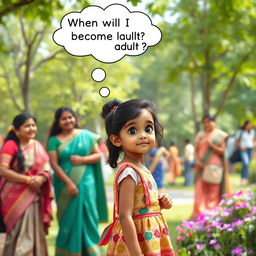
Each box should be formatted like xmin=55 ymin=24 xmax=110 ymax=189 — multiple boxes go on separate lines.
xmin=28 ymin=175 xmax=46 ymax=192
xmin=66 ymin=181 xmax=78 ymax=197
xmin=70 ymin=155 xmax=83 ymax=166
xmin=158 ymin=193 xmax=173 ymax=209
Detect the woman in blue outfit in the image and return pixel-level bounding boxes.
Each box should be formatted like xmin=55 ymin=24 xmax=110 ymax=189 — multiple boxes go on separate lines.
xmin=147 ymin=144 xmax=169 ymax=191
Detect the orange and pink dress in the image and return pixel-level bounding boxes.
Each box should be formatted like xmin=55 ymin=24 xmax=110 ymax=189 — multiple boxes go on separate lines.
xmin=101 ymin=162 xmax=176 ymax=256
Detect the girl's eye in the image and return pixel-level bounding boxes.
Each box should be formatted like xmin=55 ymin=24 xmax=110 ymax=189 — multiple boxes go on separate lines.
xmin=145 ymin=125 xmax=154 ymax=133
xmin=128 ymin=127 xmax=137 ymax=135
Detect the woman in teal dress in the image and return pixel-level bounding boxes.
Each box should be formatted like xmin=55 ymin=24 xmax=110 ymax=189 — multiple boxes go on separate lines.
xmin=48 ymin=106 xmax=108 ymax=256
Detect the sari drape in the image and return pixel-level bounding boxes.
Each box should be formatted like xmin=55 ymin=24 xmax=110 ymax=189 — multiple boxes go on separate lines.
xmin=0 ymin=140 xmax=53 ymax=234
xmin=0 ymin=139 xmax=53 ymax=256
xmin=50 ymin=129 xmax=108 ymax=256
xmin=191 ymin=129 xmax=229 ymax=218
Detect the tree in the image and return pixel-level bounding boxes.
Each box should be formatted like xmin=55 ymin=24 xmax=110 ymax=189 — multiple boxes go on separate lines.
xmin=0 ymin=16 xmax=62 ymax=113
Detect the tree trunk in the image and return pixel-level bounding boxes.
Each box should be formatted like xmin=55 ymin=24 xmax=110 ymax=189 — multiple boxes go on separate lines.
xmin=190 ymin=74 xmax=200 ymax=134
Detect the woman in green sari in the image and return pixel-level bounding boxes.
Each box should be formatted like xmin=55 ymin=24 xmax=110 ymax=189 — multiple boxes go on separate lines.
xmin=48 ymin=106 xmax=108 ymax=256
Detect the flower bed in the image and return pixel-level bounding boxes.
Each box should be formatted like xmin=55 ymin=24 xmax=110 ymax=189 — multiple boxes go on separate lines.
xmin=176 ymin=190 xmax=256 ymax=256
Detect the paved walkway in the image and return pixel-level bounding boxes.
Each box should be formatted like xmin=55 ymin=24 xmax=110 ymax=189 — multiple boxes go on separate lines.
xmin=0 ymin=186 xmax=194 ymax=255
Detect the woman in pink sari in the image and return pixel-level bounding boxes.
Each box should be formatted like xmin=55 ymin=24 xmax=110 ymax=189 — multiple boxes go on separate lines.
xmin=0 ymin=113 xmax=53 ymax=256
xmin=191 ymin=114 xmax=229 ymax=219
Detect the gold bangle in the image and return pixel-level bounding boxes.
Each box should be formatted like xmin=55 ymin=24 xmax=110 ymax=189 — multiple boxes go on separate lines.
xmin=25 ymin=176 xmax=31 ymax=184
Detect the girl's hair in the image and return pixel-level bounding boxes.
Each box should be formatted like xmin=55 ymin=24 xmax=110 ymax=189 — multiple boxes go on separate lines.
xmin=49 ymin=106 xmax=79 ymax=137
xmin=4 ymin=113 xmax=36 ymax=172
xmin=101 ymin=99 xmax=163 ymax=168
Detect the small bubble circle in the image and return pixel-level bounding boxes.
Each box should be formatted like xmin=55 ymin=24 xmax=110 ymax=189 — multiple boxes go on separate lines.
xmin=91 ymin=68 xmax=106 ymax=82
xmin=99 ymin=87 xmax=110 ymax=98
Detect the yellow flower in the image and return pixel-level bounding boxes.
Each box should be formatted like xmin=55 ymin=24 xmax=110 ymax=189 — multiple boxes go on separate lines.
xmin=116 ymin=244 xmax=125 ymax=254
xmin=152 ymin=240 xmax=160 ymax=251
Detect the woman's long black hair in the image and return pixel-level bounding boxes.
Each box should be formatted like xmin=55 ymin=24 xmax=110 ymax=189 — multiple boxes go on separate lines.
xmin=101 ymin=99 xmax=163 ymax=168
xmin=4 ymin=113 xmax=36 ymax=172
xmin=49 ymin=106 xmax=79 ymax=137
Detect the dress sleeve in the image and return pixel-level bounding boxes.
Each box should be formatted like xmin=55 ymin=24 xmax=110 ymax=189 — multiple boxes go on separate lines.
xmin=47 ymin=136 xmax=59 ymax=152
xmin=117 ymin=167 xmax=141 ymax=186
xmin=0 ymin=140 xmax=18 ymax=168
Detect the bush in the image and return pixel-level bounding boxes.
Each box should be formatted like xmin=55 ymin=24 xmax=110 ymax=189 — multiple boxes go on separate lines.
xmin=176 ymin=190 xmax=256 ymax=256
xmin=248 ymin=159 xmax=256 ymax=183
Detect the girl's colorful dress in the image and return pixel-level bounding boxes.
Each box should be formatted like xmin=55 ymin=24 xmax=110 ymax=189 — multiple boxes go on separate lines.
xmin=0 ymin=139 xmax=53 ymax=256
xmin=102 ymin=162 xmax=176 ymax=256
xmin=48 ymin=129 xmax=108 ymax=256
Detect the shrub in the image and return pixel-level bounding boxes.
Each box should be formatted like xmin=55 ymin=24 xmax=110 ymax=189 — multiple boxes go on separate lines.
xmin=248 ymin=159 xmax=256 ymax=183
xmin=176 ymin=190 xmax=256 ymax=256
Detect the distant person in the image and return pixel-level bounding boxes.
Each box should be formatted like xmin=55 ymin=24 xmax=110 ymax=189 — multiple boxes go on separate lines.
xmin=98 ymin=138 xmax=113 ymax=182
xmin=167 ymin=141 xmax=181 ymax=185
xmin=147 ymin=142 xmax=169 ymax=191
xmin=183 ymin=139 xmax=194 ymax=186
xmin=225 ymin=133 xmax=236 ymax=173
xmin=235 ymin=120 xmax=256 ymax=185
xmin=48 ymin=106 xmax=108 ymax=256
xmin=191 ymin=114 xmax=228 ymax=219
xmin=0 ymin=113 xmax=53 ymax=255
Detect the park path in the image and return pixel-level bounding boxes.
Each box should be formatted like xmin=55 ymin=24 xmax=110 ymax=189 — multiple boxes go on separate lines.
xmin=0 ymin=185 xmax=194 ymax=255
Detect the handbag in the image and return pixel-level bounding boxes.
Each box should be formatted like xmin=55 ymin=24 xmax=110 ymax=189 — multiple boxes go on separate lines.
xmin=98 ymin=217 xmax=117 ymax=246
xmin=229 ymin=130 xmax=243 ymax=163
xmin=202 ymin=165 xmax=223 ymax=184
xmin=229 ymin=148 xmax=241 ymax=163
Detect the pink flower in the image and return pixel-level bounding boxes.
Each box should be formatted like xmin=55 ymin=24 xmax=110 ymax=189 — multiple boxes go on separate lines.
xmin=137 ymin=233 xmax=144 ymax=242
xmin=209 ymin=239 xmax=217 ymax=245
xmin=215 ymin=244 xmax=221 ymax=250
xmin=196 ymin=244 xmax=204 ymax=250
xmin=154 ymin=229 xmax=161 ymax=238
xmin=113 ymin=234 xmax=119 ymax=243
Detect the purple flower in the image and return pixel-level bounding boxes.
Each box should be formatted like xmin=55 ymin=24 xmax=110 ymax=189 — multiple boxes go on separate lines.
xmin=209 ymin=239 xmax=217 ymax=245
xmin=196 ymin=244 xmax=204 ymax=250
xmin=215 ymin=244 xmax=221 ymax=250
xmin=231 ymin=245 xmax=243 ymax=256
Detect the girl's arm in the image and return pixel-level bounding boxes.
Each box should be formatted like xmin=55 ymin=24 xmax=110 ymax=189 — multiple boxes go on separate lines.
xmin=70 ymin=143 xmax=101 ymax=166
xmin=119 ymin=176 xmax=144 ymax=256
xmin=48 ymin=151 xmax=78 ymax=197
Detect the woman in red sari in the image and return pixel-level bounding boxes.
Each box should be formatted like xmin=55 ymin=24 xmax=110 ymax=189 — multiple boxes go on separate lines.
xmin=0 ymin=113 xmax=53 ymax=256
xmin=191 ymin=114 xmax=229 ymax=219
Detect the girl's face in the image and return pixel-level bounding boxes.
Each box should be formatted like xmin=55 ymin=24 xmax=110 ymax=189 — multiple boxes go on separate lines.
xmin=112 ymin=109 xmax=156 ymax=156
xmin=15 ymin=118 xmax=37 ymax=142
xmin=58 ymin=111 xmax=76 ymax=132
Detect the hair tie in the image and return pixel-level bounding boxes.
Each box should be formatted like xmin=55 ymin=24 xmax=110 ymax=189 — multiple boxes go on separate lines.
xmin=7 ymin=125 xmax=14 ymax=133
xmin=110 ymin=106 xmax=118 ymax=113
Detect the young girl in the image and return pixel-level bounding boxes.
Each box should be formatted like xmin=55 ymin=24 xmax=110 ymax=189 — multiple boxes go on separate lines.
xmin=100 ymin=99 xmax=176 ymax=256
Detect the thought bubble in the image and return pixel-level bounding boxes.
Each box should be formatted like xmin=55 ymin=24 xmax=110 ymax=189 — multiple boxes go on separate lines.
xmin=99 ymin=87 xmax=110 ymax=97
xmin=52 ymin=4 xmax=162 ymax=63
xmin=91 ymin=68 xmax=106 ymax=82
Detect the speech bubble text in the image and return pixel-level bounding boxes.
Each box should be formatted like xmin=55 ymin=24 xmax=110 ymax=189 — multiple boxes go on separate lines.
xmin=53 ymin=4 xmax=162 ymax=63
